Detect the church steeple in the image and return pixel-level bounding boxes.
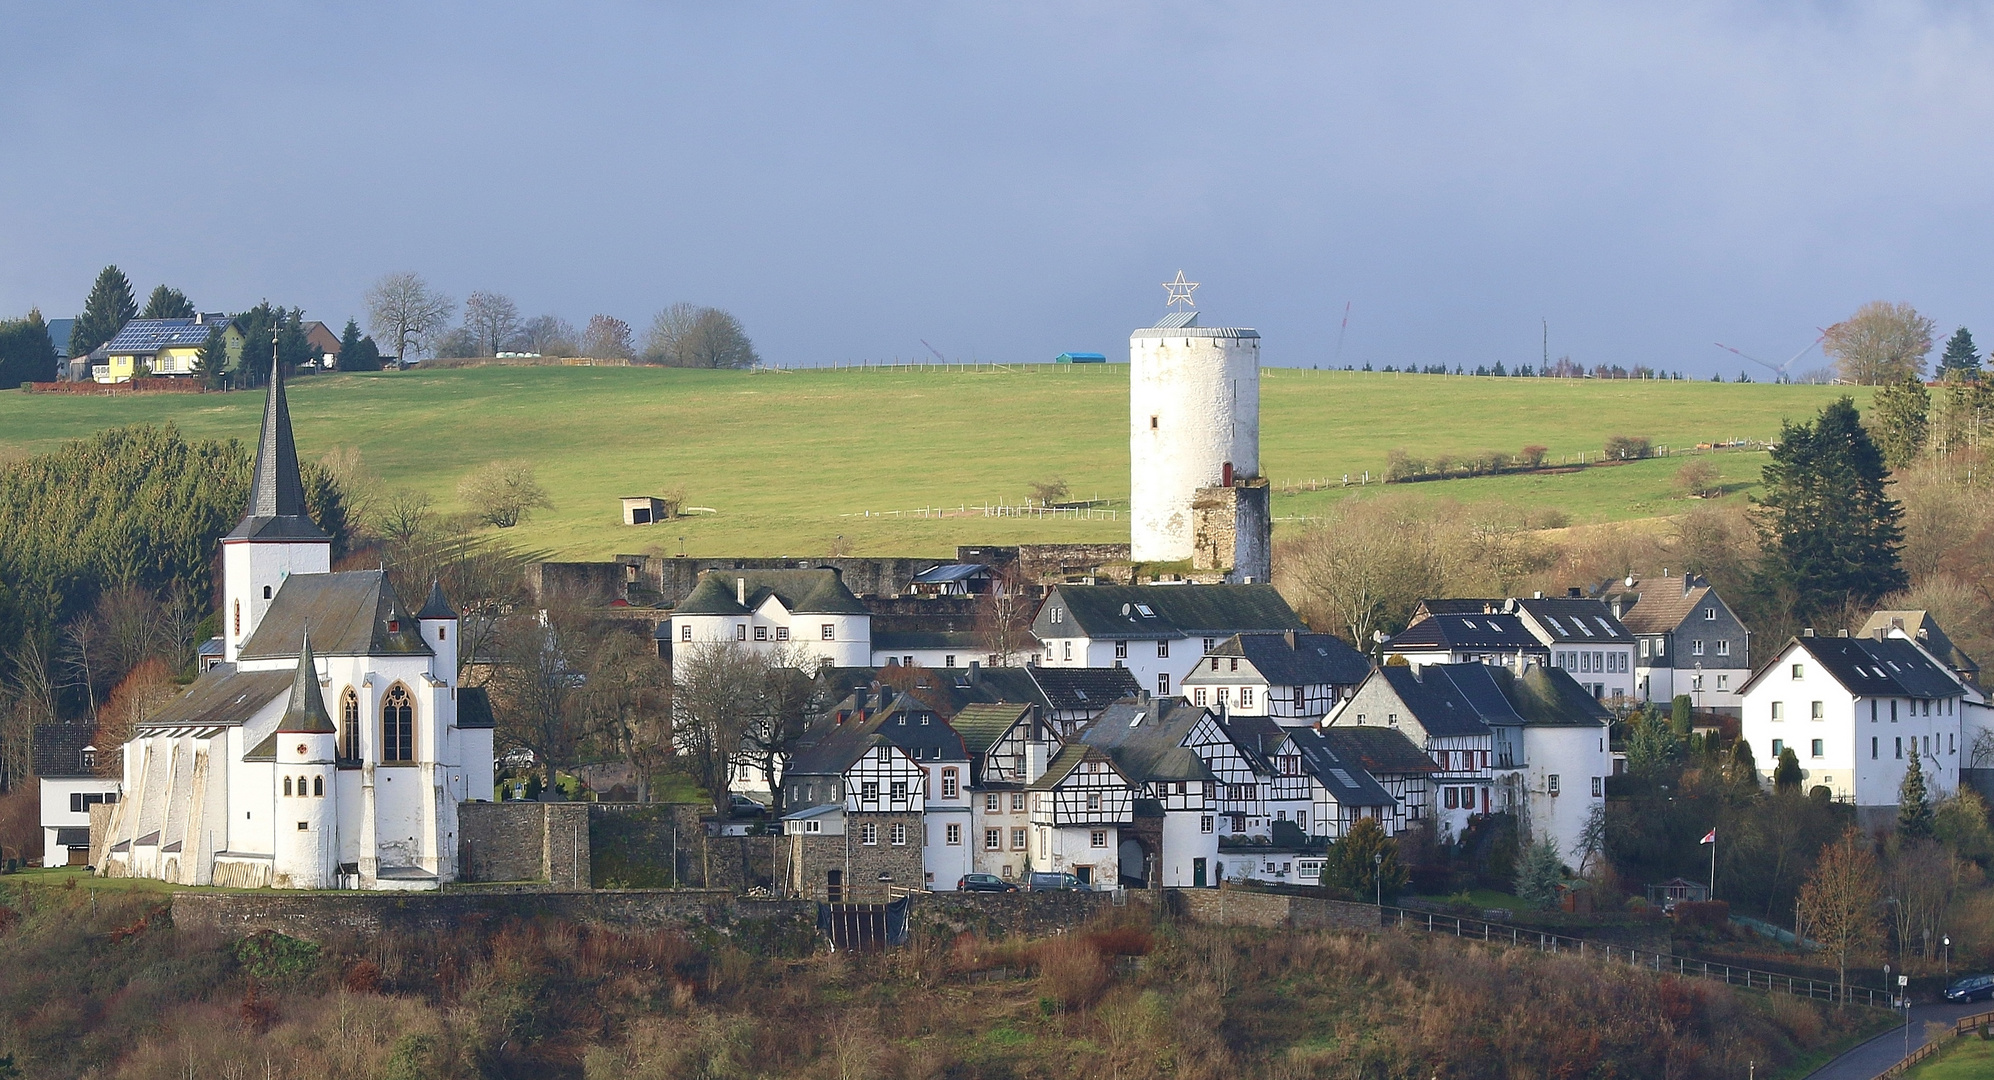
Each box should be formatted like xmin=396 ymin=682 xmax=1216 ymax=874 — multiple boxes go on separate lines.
xmin=230 ymin=351 xmax=327 ymax=539
xmin=221 ymin=349 xmax=332 ymax=664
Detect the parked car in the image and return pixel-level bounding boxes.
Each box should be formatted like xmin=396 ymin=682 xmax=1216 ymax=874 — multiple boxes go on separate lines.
xmin=728 ymin=794 xmax=767 ymax=818
xmin=1028 ymin=872 xmax=1089 ymax=892
xmin=957 ymin=873 xmax=1019 ymax=893
xmin=1945 ymin=974 xmax=1994 ymax=1003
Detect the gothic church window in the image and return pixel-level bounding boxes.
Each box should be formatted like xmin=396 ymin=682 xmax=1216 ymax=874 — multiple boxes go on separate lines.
xmin=341 ymin=688 xmax=360 ymax=760
xmin=382 ymin=684 xmax=415 ymax=762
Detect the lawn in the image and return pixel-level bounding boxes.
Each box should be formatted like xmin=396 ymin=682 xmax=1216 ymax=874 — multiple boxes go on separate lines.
xmin=0 ymin=364 xmax=1865 ymax=559
xmin=1906 ymin=1033 xmax=1994 ymax=1078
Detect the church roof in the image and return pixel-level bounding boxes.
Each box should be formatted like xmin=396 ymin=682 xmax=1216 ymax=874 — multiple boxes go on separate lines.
xmin=224 ymin=353 xmax=328 ymax=542
xmin=276 ymin=633 xmax=336 ymax=734
xmin=139 ymin=667 xmax=294 ymax=730
xmin=416 ymin=580 xmax=457 ymax=620
xmin=239 ymin=570 xmax=433 ymax=659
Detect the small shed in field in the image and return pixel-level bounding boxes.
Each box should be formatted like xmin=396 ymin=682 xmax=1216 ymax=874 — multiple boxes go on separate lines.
xmin=621 ymin=496 xmax=674 ymax=525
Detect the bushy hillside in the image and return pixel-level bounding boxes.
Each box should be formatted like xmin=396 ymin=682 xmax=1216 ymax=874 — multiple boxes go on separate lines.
xmin=0 ymin=879 xmax=1869 ymax=1080
xmin=0 ymin=366 xmax=1864 ymax=558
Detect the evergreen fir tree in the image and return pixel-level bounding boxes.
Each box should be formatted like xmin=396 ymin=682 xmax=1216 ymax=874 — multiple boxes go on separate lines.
xmin=1868 ymin=377 xmax=1930 ymax=469
xmin=1513 ymin=837 xmax=1565 ymax=910
xmin=1671 ymin=694 xmax=1693 ymax=734
xmin=0 ymin=309 xmax=57 ymax=389
xmin=139 ymin=285 xmax=194 ymax=320
xmin=335 ymin=318 xmax=363 ymax=369
xmin=1898 ymin=753 xmax=1933 ymax=840
xmin=1319 ymin=818 xmax=1406 ymax=902
xmin=1753 ymin=398 xmax=1906 ymax=621
xmin=70 ymin=265 xmax=137 ymax=357
xmin=1726 ymin=736 xmax=1760 ymax=790
xmin=193 ymin=324 xmax=228 ymax=388
xmin=1938 ymin=327 xmax=1981 ymax=377
xmin=1774 ymin=747 xmax=1802 ymax=792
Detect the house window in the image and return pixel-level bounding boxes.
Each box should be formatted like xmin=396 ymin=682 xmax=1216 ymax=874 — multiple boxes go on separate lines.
xmin=985 ymin=793 xmax=1000 ymax=810
xmin=381 ymin=684 xmax=415 ymax=762
xmin=1228 ymin=658 xmax=1239 ymax=672
xmin=1691 ymin=640 xmax=1704 ymax=656
xmin=985 ymin=828 xmax=1001 ymax=850
xmin=947 ymin=824 xmax=963 ymax=847
xmin=860 ymin=781 xmax=879 ymax=802
xmin=1692 ymin=675 xmax=1703 ymax=691
xmin=1150 ymin=415 xmax=1158 ymax=429
xmin=1216 ymin=687 xmax=1229 ymax=704
xmin=1115 ymin=641 xmax=1128 ymax=659
xmin=941 ymin=769 xmax=958 ymax=799
xmin=1200 ymin=815 xmax=1214 ymax=833
xmin=862 ymin=824 xmax=878 ymax=845
xmin=1771 ymin=702 xmax=1784 ymax=721
xmin=1241 ymin=687 xmax=1255 ymax=707
xmin=1895 ymin=737 xmax=1903 ymax=760
xmin=1158 ymin=674 xmax=1170 ymax=696
xmin=1293 ymin=687 xmax=1305 ymax=712
xmin=1704 ymin=607 xmax=1716 ymax=620
xmin=1194 ymin=688 xmax=1208 ymax=705
xmin=1012 ymin=827 xmax=1027 ymax=849
xmin=1062 ymin=641 xmax=1072 ymax=661
xmin=891 ymin=823 xmax=907 ymax=845
xmin=805 ymin=820 xmax=821 ymax=834
xmin=1716 ymin=674 xmax=1728 ymax=690
xmin=1591 ymin=776 xmax=1602 ymax=797
xmin=736 ymin=624 xmax=747 ymax=641
xmin=1810 ymin=701 xmax=1824 ymax=720
xmin=944 ymin=655 xmax=955 ymax=668
xmin=1091 ymin=830 xmax=1107 ymax=848
xmin=1811 ymin=739 xmax=1824 ymax=759
xmin=755 ymin=626 xmax=768 ymax=641
xmin=890 ymin=781 xmax=908 ymax=801
xmin=1716 ymin=640 xmax=1730 ymax=657
xmin=1444 ymin=787 xmax=1458 ymax=809
xmin=1772 ymin=738 xmax=1784 ymax=758
xmin=1791 ymin=663 xmax=1804 ymax=680
xmin=284 ymin=776 xmax=293 ymax=796
xmin=1872 ymin=737 xmax=1879 ymax=759
xmin=1547 ymin=774 xmax=1560 ymax=796
xmin=821 ymin=624 xmax=835 ymax=640
xmin=313 ymin=776 xmax=324 ymax=796
xmin=1087 ymin=793 xmax=1101 ymax=810
xmin=341 ymin=688 xmax=360 ymax=759
xmin=1157 ymin=641 xmax=1169 ymax=658
xmin=1011 ymin=792 xmax=1025 ymax=810
xmin=681 ymin=624 xmax=692 ymax=641
xmin=263 ymin=585 xmax=272 ymax=600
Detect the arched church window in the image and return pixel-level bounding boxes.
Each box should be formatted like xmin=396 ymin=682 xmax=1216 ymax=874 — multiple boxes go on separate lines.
xmin=340 ymin=689 xmax=360 ymax=760
xmin=313 ymin=776 xmax=324 ymax=797
xmin=284 ymin=776 xmax=293 ymax=796
xmin=382 ymin=684 xmax=415 ymax=762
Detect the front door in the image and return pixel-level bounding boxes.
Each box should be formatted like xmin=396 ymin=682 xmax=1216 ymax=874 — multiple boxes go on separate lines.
xmin=1193 ymin=858 xmax=1207 ymax=888
xmin=1074 ymin=865 xmax=1092 ymax=885
xmin=826 ymin=869 xmax=843 ymax=903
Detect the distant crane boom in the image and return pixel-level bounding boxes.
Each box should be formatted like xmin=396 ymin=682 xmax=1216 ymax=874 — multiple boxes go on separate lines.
xmin=1714 ymin=332 xmax=1825 ymax=379
xmin=920 ymin=339 xmax=947 ymax=363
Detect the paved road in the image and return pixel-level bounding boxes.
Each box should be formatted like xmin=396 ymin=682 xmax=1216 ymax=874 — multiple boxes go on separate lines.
xmin=1804 ymin=1000 xmax=1989 ymax=1080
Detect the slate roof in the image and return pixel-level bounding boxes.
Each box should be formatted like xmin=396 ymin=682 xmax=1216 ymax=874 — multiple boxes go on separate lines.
xmin=416 ymin=580 xmax=457 ymax=621
xmin=1316 ymin=725 xmax=1440 ymax=776
xmin=675 ymin=569 xmax=867 ymax=616
xmin=1041 ymin=584 xmax=1303 ymax=641
xmin=1514 ymin=597 xmax=1634 ymax=644
xmin=276 ymin=635 xmax=336 ymax=734
xmin=1385 ymin=613 xmax=1542 ymax=653
xmin=1857 ymin=611 xmax=1979 ymax=681
xmin=951 ymin=703 xmax=1032 ymax=756
xmin=1615 ymin=576 xmax=1718 ymax=637
xmin=32 ymin=723 xmax=99 ymax=778
xmin=225 ymin=353 xmax=329 ymax=542
xmin=1287 ymin=728 xmax=1395 ymax=807
xmin=1025 ymin=744 xmax=1121 ymax=791
xmin=875 ymin=631 xmax=982 ymax=652
xmin=457 ymin=686 xmax=496 ymax=729
xmin=1506 ymin=665 xmax=1615 ymax=728
xmin=239 ymin=571 xmax=433 ymax=660
xmin=1081 ymin=698 xmax=1221 ymax=784
xmin=1186 ymin=632 xmax=1371 ymax=687
xmin=910 ymin=564 xmax=991 ymax=585
xmin=139 ymin=667 xmax=294 ymax=730
xmin=1221 ymin=711 xmax=1286 ymax=771
xmin=1029 ymin=666 xmax=1142 ymax=712
xmin=790 ymin=691 xmax=965 ymax=777
xmin=1352 ymin=665 xmax=1512 ymax=738
xmin=1742 ymin=635 xmax=1965 ymax=700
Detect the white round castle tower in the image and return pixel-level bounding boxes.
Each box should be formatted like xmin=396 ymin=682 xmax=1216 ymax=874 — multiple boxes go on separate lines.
xmin=1129 ymin=299 xmax=1261 ymax=566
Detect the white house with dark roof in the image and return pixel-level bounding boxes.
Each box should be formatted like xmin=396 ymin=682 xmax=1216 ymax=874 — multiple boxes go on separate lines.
xmin=1031 ymin=583 xmax=1305 ymax=699
xmin=1025 ymin=744 xmax=1135 ymax=888
xmin=1511 ymin=594 xmax=1637 ymax=704
xmin=1080 ymin=697 xmax=1223 ymax=887
xmin=98 ymin=357 xmax=490 ymax=890
xmin=669 ymin=569 xmax=871 ymax=668
xmin=33 ymin=723 xmax=120 ymax=866
xmin=1738 ymin=629 xmax=1968 ymax=825
xmin=1180 ymin=631 xmax=1371 ymax=725
xmin=1610 ymin=573 xmax=1753 ymax=714
xmin=1382 ymin=611 xmax=1549 ymax=672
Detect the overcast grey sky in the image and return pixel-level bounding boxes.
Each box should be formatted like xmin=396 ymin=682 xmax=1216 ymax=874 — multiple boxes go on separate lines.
xmin=4 ymin=3 xmax=1991 ymax=373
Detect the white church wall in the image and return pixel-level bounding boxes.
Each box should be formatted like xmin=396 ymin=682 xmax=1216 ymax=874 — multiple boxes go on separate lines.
xmin=221 ymin=540 xmax=330 ymax=663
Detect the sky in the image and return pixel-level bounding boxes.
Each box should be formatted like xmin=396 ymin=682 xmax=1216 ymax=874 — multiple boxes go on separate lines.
xmin=4 ymin=3 xmax=1993 ymax=375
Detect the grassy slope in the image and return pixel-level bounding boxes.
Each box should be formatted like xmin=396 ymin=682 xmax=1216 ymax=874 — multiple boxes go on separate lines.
xmin=1907 ymin=1034 xmax=1994 ymax=1078
xmin=0 ymin=365 xmax=1865 ymax=559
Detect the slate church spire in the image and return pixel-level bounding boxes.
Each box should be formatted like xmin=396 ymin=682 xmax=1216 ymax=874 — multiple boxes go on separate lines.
xmin=221 ymin=350 xmax=333 ymax=662
xmin=228 ymin=350 xmax=328 ymax=540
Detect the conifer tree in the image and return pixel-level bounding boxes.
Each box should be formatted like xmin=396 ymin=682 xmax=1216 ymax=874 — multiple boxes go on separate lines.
xmin=1898 ymin=753 xmax=1932 ymax=840
xmin=1725 ymin=737 xmax=1760 ymax=791
xmin=1938 ymin=327 xmax=1981 ymax=377
xmin=1774 ymin=747 xmax=1803 ymax=792
xmin=0 ymin=309 xmax=57 ymax=389
xmin=139 ymin=285 xmax=194 ymax=320
xmin=70 ymin=265 xmax=137 ymax=357
xmin=1868 ymin=377 xmax=1930 ymax=469
xmin=193 ymin=324 xmax=228 ymax=388
xmin=1753 ymin=398 xmax=1905 ymax=621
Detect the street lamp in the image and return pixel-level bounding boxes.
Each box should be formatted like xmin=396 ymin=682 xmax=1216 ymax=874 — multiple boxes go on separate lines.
xmin=1945 ymin=936 xmax=1952 ymax=977
xmin=1374 ymin=851 xmax=1384 ymax=907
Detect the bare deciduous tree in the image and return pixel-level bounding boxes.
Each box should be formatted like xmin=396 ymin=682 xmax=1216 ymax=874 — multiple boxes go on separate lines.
xmin=738 ymin=645 xmax=817 ymax=814
xmin=516 ymin=315 xmax=578 ymax=357
xmin=581 ymin=315 xmax=634 ymax=360
xmin=364 ymin=272 xmax=456 ymax=364
xmin=974 ymin=563 xmax=1035 ymax=666
xmin=462 ymin=291 xmax=521 ymax=358
xmin=671 ymin=639 xmax=763 ymax=815
xmin=457 ymin=461 xmax=553 ymax=529
xmin=1884 ymin=837 xmax=1961 ymax=962
xmin=1797 ymin=825 xmax=1883 ymax=1000
xmin=643 ymin=304 xmax=760 ymax=368
xmin=488 ymin=603 xmax=608 ymax=797
xmin=1823 ymin=301 xmax=1936 ymax=386
xmin=1282 ymin=497 xmax=1443 ymax=647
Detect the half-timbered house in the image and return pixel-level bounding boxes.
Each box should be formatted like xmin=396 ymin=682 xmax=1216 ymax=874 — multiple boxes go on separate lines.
xmin=951 ymin=702 xmax=1055 ymax=882
xmin=1286 ymin=727 xmax=1397 ymax=841
xmin=1314 ymin=725 xmax=1436 ymax=834
xmin=1080 ymin=697 xmax=1222 ymax=887
xmin=780 ymin=714 xmax=932 ymax=900
xmin=1024 ymin=745 xmax=1135 ymax=888
xmin=1180 ymin=632 xmax=1372 ymax=725
xmin=1331 ymin=664 xmax=1499 ymax=841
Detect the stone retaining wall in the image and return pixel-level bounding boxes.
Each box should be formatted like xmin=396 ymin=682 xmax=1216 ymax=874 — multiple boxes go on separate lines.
xmin=1170 ymin=887 xmax=1381 ymax=932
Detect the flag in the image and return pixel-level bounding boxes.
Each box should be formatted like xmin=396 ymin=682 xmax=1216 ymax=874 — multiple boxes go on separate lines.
xmin=1700 ymin=829 xmax=1716 ymax=845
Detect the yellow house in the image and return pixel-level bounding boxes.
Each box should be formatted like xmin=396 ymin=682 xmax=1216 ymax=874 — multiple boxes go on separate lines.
xmin=95 ymin=314 xmax=239 ymax=383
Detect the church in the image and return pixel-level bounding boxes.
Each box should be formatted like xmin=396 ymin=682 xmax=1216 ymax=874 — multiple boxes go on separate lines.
xmin=97 ymin=357 xmax=494 ymax=890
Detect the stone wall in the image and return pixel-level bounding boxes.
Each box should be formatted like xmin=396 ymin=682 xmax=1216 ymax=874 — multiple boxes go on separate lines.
xmin=910 ymin=889 xmax=1121 ymax=939
xmin=638 ymin=557 xmax=944 ymax=606
xmin=782 ymin=811 xmax=926 ymax=902
xmin=1014 ymin=544 xmax=1136 ymax=585
xmin=1170 ymin=887 xmax=1380 ymax=932
xmin=587 ymin=804 xmax=774 ymax=891
xmin=525 ymin=562 xmax=629 ymax=605
xmin=1190 ymin=480 xmax=1271 ymax=584
xmin=458 ymin=802 xmax=591 ymax=887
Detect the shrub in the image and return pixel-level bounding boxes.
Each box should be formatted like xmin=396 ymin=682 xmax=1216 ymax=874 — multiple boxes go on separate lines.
xmin=1675 ymin=459 xmax=1722 ymax=498
xmin=1604 ymin=435 xmax=1654 ymax=460
xmin=1035 ymin=935 xmax=1110 ymax=1009
xmin=457 ymin=460 xmax=553 ymax=528
xmin=1519 ymin=444 xmax=1550 ymax=468
xmin=1673 ymin=900 xmax=1730 ymax=928
xmin=1384 ymin=449 xmax=1428 ymax=482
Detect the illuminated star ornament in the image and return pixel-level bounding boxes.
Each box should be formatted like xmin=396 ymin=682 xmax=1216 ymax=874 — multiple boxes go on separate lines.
xmin=1162 ymin=270 xmax=1199 ymax=309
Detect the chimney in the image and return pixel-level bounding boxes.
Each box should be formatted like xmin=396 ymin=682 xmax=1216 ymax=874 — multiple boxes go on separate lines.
xmin=1284 ymin=630 xmax=1296 ymax=649
xmin=1873 ymin=627 xmax=1886 ymax=642
xmin=1533 ymin=591 xmax=1544 ymax=600
xmin=853 ymin=689 xmax=869 ymax=710
xmin=1610 ymin=598 xmax=1625 ymax=619
xmin=1837 ymin=629 xmax=1849 ymax=637
xmin=1567 ymin=587 xmax=1582 ymax=598
xmin=968 ymin=660 xmax=982 ymax=685
xmin=1802 ymin=628 xmax=1815 ymax=638
xmin=1683 ymin=576 xmax=1693 ymax=597
xmin=736 ymin=577 xmax=746 ymax=605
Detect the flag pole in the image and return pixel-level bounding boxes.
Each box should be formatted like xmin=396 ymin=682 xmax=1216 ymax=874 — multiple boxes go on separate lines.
xmin=1709 ymin=832 xmax=1716 ymax=900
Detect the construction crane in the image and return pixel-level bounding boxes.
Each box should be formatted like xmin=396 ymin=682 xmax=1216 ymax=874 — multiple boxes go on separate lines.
xmin=1714 ymin=333 xmax=1825 ymax=382
xmin=920 ymin=339 xmax=947 ymax=364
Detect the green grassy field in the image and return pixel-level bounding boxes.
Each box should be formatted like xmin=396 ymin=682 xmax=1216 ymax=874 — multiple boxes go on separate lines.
xmin=0 ymin=365 xmax=1866 ymax=559
xmin=1906 ymin=1033 xmax=1994 ymax=1078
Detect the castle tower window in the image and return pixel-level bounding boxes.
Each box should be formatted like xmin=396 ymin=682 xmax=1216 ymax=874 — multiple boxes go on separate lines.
xmin=382 ymin=684 xmax=415 ymax=762
xmin=284 ymin=776 xmax=293 ymax=796
xmin=313 ymin=776 xmax=324 ymax=797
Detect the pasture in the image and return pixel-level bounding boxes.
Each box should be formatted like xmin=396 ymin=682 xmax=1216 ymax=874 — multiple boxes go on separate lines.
xmin=0 ymin=365 xmax=1867 ymax=558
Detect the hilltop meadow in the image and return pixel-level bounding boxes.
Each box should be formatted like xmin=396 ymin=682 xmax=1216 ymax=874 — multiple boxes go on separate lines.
xmin=0 ymin=365 xmax=1865 ymax=559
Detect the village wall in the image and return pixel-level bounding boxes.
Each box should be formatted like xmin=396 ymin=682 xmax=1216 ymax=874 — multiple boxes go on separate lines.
xmin=1169 ymin=887 xmax=1381 ymax=932
xmin=458 ymin=802 xmax=591 ymax=888
xmin=525 ymin=562 xmax=628 ymax=605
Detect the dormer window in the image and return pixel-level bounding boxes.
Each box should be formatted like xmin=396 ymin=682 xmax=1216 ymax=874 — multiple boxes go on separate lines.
xmin=80 ymin=747 xmax=96 ymax=771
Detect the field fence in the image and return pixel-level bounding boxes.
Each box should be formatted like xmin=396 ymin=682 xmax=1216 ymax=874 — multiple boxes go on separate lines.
xmin=1269 ymin=440 xmax=1771 ymax=496
xmin=840 ymin=498 xmax=1121 ymax=521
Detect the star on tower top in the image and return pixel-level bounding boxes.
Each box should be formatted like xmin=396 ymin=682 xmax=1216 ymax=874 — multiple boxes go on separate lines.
xmin=1162 ymin=270 xmax=1199 ymax=309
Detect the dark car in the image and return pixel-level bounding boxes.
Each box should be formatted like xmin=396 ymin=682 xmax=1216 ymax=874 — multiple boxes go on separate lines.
xmin=1028 ymin=872 xmax=1089 ymax=892
xmin=728 ymin=794 xmax=767 ymax=818
xmin=1945 ymin=974 xmax=1994 ymax=1003
xmin=957 ymin=873 xmax=1019 ymax=893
